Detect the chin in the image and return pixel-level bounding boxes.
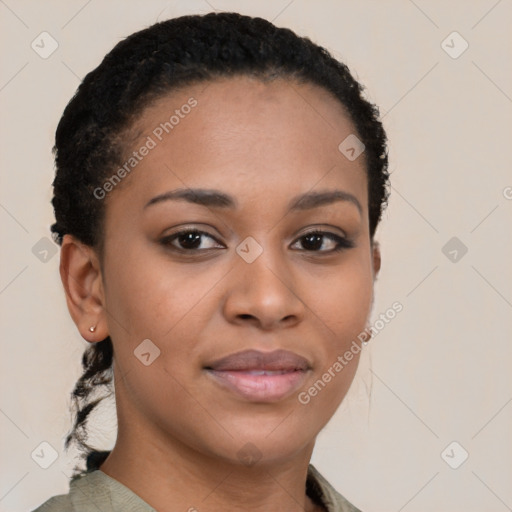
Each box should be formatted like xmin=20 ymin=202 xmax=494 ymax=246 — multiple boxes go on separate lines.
xmin=204 ymin=418 xmax=316 ymax=466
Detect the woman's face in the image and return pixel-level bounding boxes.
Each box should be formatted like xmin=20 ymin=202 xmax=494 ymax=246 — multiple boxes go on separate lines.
xmin=96 ymin=75 xmax=380 ymax=465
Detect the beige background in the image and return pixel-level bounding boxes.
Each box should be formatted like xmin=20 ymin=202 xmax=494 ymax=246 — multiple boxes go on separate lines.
xmin=1 ymin=1 xmax=511 ymax=511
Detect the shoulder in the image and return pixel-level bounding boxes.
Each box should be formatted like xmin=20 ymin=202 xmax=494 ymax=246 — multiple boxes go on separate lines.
xmin=307 ymin=464 xmax=363 ymax=512
xmin=31 ymin=469 xmax=156 ymax=512
xmin=30 ymin=471 xmax=96 ymax=512
xmin=30 ymin=471 xmax=106 ymax=512
xmin=31 ymin=493 xmax=72 ymax=512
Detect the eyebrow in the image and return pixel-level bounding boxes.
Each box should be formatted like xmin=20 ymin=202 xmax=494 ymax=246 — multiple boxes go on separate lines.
xmin=144 ymin=188 xmax=362 ymax=216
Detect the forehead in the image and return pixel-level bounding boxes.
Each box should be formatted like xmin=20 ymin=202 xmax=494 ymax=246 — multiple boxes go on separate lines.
xmin=105 ymin=76 xmax=368 ymax=220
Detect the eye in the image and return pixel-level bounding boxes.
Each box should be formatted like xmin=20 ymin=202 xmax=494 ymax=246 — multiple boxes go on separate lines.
xmin=291 ymin=229 xmax=354 ymax=253
xmin=160 ymin=229 xmax=224 ymax=252
xmin=160 ymin=227 xmax=354 ymax=254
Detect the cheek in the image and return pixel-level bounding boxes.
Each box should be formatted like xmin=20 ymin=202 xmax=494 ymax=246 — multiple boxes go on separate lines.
xmin=296 ymin=261 xmax=373 ymax=428
xmin=102 ymin=244 xmax=221 ymax=340
xmin=102 ymin=252 xmax=211 ymax=418
xmin=310 ymin=254 xmax=374 ymax=343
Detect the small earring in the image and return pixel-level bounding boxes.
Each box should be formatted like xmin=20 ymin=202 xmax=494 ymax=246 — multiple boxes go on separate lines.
xmin=89 ymin=326 xmax=96 ymax=333
xmin=361 ymin=330 xmax=372 ymax=345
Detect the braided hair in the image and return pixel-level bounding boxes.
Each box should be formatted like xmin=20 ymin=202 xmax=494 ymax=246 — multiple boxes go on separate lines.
xmin=53 ymin=11 xmax=390 ymax=479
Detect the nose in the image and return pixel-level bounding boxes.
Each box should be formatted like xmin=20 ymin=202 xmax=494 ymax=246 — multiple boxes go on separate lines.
xmin=222 ymin=248 xmax=306 ymax=331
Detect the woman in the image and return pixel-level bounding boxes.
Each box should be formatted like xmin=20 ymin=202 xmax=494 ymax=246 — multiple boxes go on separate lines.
xmin=33 ymin=11 xmax=389 ymax=512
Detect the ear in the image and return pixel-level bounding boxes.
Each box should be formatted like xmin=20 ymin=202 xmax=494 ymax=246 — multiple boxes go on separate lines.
xmin=59 ymin=234 xmax=108 ymax=343
xmin=371 ymin=239 xmax=381 ymax=280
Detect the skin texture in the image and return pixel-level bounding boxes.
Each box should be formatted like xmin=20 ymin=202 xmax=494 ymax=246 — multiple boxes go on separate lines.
xmin=60 ymin=76 xmax=381 ymax=512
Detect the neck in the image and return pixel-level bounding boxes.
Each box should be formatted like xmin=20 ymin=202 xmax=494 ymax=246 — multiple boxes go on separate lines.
xmin=100 ymin=425 xmax=323 ymax=512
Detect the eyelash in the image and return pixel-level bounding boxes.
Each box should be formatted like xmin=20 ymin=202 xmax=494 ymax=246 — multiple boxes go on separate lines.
xmin=160 ymin=228 xmax=355 ymax=254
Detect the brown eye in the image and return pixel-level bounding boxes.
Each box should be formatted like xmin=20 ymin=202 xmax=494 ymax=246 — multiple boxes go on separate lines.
xmin=292 ymin=230 xmax=354 ymax=253
xmin=161 ymin=229 xmax=224 ymax=252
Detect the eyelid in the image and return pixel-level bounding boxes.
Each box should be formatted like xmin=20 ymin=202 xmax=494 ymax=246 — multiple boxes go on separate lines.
xmin=161 ymin=224 xmax=224 ymax=240
xmin=296 ymin=224 xmax=348 ymax=239
xmin=161 ymin=223 xmax=347 ymax=241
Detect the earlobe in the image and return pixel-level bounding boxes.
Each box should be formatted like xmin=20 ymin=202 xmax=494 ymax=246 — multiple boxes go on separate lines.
xmin=59 ymin=234 xmax=108 ymax=343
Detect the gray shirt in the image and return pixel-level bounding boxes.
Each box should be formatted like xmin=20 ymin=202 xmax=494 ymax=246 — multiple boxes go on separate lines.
xmin=32 ymin=464 xmax=362 ymax=512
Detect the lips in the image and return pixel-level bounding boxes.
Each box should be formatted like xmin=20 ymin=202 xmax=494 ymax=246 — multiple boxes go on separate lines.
xmin=205 ymin=349 xmax=310 ymax=372
xmin=204 ymin=349 xmax=311 ymax=402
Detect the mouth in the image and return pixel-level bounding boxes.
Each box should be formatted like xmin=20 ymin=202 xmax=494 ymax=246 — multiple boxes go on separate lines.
xmin=204 ymin=349 xmax=311 ymax=402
